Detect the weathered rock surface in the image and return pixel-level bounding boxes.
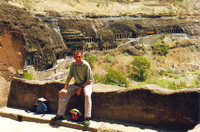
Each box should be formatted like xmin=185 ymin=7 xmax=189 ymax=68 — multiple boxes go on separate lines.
xmin=0 ymin=3 xmax=67 ymax=71
xmin=8 ymin=77 xmax=200 ymax=131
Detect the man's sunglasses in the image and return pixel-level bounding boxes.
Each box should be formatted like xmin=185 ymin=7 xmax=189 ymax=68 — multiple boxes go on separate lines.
xmin=75 ymin=56 xmax=81 ymax=59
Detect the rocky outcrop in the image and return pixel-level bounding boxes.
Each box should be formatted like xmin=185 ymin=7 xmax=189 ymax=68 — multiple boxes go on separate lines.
xmin=0 ymin=3 xmax=67 ymax=71
xmin=8 ymin=77 xmax=200 ymax=130
xmin=0 ymin=25 xmax=25 ymax=71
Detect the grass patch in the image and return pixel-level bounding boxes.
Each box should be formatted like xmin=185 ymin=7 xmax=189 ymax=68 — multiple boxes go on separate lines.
xmin=23 ymin=72 xmax=35 ymax=80
xmin=163 ymin=68 xmax=173 ymax=76
xmin=131 ymin=73 xmax=199 ymax=90
xmin=190 ymin=72 xmax=200 ymax=88
xmin=157 ymin=79 xmax=187 ymax=90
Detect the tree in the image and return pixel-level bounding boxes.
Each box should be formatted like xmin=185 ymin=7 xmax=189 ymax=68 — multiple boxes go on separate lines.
xmin=151 ymin=39 xmax=169 ymax=56
xmin=131 ymin=56 xmax=150 ymax=81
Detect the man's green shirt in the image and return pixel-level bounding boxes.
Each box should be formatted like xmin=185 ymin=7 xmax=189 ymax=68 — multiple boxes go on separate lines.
xmin=68 ymin=60 xmax=93 ymax=85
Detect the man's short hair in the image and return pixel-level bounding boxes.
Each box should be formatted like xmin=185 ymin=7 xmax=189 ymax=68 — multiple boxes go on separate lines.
xmin=73 ymin=50 xmax=83 ymax=57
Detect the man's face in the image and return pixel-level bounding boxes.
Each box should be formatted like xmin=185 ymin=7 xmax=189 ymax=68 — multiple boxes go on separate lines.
xmin=74 ymin=52 xmax=83 ymax=65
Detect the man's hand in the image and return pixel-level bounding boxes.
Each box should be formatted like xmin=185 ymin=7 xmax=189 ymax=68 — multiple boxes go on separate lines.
xmin=76 ymin=88 xmax=82 ymax=96
xmin=59 ymin=89 xmax=67 ymax=95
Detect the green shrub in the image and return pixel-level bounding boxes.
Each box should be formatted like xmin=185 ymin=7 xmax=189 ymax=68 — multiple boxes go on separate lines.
xmin=102 ymin=69 xmax=129 ymax=87
xmin=157 ymin=79 xmax=174 ymax=89
xmin=157 ymin=79 xmax=187 ymax=90
xmin=144 ymin=77 xmax=160 ymax=84
xmin=152 ymin=39 xmax=169 ymax=56
xmin=23 ymin=72 xmax=35 ymax=80
xmin=103 ymin=53 xmax=112 ymax=63
xmin=181 ymin=74 xmax=186 ymax=77
xmin=61 ymin=78 xmax=66 ymax=82
xmin=131 ymin=56 xmax=150 ymax=81
xmin=173 ymin=75 xmax=180 ymax=79
xmin=86 ymin=55 xmax=96 ymax=68
xmin=93 ymin=73 xmax=103 ymax=83
xmin=191 ymin=73 xmax=200 ymax=88
xmin=163 ymin=68 xmax=173 ymax=76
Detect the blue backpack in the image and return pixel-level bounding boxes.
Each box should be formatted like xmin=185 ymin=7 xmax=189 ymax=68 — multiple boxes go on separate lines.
xmin=36 ymin=100 xmax=48 ymax=114
xmin=26 ymin=97 xmax=49 ymax=114
xmin=35 ymin=98 xmax=48 ymax=114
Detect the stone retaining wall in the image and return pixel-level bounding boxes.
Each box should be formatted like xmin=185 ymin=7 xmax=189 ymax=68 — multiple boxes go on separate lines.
xmin=8 ymin=77 xmax=200 ymax=130
xmin=0 ymin=76 xmax=10 ymax=107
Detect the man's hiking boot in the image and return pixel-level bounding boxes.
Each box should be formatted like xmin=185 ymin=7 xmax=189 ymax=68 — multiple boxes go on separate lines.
xmin=51 ymin=115 xmax=65 ymax=121
xmin=83 ymin=117 xmax=90 ymax=126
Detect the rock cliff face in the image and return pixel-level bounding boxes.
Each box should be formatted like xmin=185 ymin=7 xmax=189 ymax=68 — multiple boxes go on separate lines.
xmin=58 ymin=16 xmax=200 ymax=51
xmin=0 ymin=3 xmax=69 ymax=107
xmin=0 ymin=3 xmax=67 ymax=71
xmin=0 ymin=25 xmax=25 ymax=71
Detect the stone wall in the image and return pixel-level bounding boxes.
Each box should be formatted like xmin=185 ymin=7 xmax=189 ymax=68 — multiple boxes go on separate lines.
xmin=0 ymin=76 xmax=10 ymax=107
xmin=8 ymin=77 xmax=200 ymax=130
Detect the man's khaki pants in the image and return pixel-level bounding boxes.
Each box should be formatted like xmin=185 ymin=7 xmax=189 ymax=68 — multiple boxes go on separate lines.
xmin=57 ymin=84 xmax=92 ymax=118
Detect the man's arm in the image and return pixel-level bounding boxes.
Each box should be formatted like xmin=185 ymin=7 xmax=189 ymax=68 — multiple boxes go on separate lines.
xmin=63 ymin=77 xmax=72 ymax=90
xmin=59 ymin=77 xmax=72 ymax=95
xmin=76 ymin=81 xmax=92 ymax=96
xmin=82 ymin=81 xmax=92 ymax=88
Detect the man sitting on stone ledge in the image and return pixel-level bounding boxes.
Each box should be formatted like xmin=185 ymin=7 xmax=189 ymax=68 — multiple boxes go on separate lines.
xmin=51 ymin=50 xmax=93 ymax=126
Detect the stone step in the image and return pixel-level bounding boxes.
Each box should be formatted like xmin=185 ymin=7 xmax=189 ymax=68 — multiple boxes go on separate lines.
xmin=0 ymin=107 xmax=100 ymax=132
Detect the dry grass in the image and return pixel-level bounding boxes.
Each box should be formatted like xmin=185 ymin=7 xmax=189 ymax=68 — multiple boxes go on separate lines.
xmin=9 ymin=0 xmax=199 ymax=16
xmin=89 ymin=49 xmax=133 ymax=79
xmin=89 ymin=34 xmax=200 ymax=87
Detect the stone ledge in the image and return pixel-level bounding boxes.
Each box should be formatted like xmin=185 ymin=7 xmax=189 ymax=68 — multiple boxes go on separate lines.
xmin=7 ymin=77 xmax=200 ymax=130
xmin=0 ymin=107 xmax=100 ymax=132
xmin=0 ymin=107 xmax=160 ymax=132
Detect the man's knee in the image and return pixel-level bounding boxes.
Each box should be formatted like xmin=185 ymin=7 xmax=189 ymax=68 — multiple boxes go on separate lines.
xmin=58 ymin=92 xmax=69 ymax=99
xmin=84 ymin=85 xmax=92 ymax=95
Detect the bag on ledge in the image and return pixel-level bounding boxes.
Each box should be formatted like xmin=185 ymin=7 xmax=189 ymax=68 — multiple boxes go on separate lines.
xmin=36 ymin=98 xmax=48 ymax=114
xmin=26 ymin=97 xmax=49 ymax=114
